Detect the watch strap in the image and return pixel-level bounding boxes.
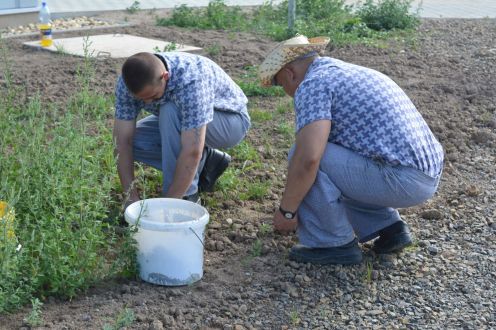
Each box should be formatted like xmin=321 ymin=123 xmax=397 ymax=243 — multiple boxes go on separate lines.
xmin=279 ymin=206 xmax=296 ymax=220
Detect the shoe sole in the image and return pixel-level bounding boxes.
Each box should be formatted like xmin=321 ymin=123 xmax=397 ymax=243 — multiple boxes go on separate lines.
xmin=289 ymin=251 xmax=363 ymax=265
xmin=373 ymin=233 xmax=412 ymax=254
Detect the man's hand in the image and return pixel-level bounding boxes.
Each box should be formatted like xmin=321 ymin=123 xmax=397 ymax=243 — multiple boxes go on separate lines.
xmin=273 ymin=210 xmax=298 ymax=235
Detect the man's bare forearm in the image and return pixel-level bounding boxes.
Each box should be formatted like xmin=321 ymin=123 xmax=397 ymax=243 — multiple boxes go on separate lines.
xmin=280 ymin=153 xmax=320 ymax=212
xmin=165 ymin=150 xmax=202 ymax=198
xmin=115 ymin=144 xmax=139 ymax=201
xmin=165 ymin=126 xmax=205 ymax=198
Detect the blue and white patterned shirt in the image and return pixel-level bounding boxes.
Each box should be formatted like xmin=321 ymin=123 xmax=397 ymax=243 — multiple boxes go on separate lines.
xmin=294 ymin=57 xmax=444 ymax=177
xmin=114 ymin=52 xmax=248 ymax=131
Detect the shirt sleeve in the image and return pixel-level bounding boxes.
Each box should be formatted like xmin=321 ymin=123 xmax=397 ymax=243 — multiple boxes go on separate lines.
xmin=173 ymin=77 xmax=215 ymax=131
xmin=294 ymin=78 xmax=333 ymax=133
xmin=114 ymin=76 xmax=141 ymax=121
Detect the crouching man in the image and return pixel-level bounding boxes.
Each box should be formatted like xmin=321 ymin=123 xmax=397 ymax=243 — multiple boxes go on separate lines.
xmin=113 ymin=51 xmax=251 ymax=206
xmin=258 ymin=36 xmax=443 ymax=264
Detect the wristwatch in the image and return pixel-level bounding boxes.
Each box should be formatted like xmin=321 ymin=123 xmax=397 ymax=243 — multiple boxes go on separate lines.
xmin=279 ymin=206 xmax=296 ymax=220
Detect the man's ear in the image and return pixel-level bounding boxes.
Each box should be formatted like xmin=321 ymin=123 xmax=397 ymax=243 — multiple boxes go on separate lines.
xmin=284 ymin=67 xmax=296 ymax=83
xmin=161 ymin=71 xmax=170 ymax=81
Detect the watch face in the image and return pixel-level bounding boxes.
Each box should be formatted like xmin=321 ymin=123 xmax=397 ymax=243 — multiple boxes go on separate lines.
xmin=284 ymin=212 xmax=293 ymax=219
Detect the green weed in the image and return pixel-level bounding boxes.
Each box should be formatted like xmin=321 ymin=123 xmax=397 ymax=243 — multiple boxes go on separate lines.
xmin=364 ymin=260 xmax=373 ymax=283
xmin=153 ymin=42 xmax=178 ymax=53
xmin=230 ymin=140 xmax=260 ymax=163
xmin=251 ymin=239 xmax=263 ymax=257
xmin=239 ymin=180 xmax=270 ymax=201
xmin=259 ymin=223 xmax=272 ymax=237
xmin=276 ymin=100 xmax=293 ymax=115
xmin=236 ymin=66 xmax=285 ymax=97
xmin=290 ymin=309 xmax=301 ymax=325
xmin=103 ymin=307 xmax=135 ymax=330
xmin=24 ymin=298 xmax=43 ymax=327
xmin=237 ymin=81 xmax=285 ymax=97
xmin=277 ymin=122 xmax=293 ymax=137
xmin=205 ymin=43 xmax=221 ymax=56
xmin=249 ymin=109 xmax=273 ymax=122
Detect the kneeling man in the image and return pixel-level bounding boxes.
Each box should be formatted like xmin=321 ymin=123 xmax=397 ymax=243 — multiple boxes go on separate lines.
xmin=114 ymin=51 xmax=251 ymax=205
xmin=259 ymin=36 xmax=443 ymax=264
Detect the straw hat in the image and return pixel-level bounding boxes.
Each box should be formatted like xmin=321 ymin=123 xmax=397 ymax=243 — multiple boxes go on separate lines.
xmin=258 ymin=35 xmax=330 ymax=87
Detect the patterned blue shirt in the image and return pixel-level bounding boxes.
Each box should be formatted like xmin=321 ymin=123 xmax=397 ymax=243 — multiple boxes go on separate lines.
xmin=114 ymin=52 xmax=248 ymax=131
xmin=294 ymin=57 xmax=444 ymax=177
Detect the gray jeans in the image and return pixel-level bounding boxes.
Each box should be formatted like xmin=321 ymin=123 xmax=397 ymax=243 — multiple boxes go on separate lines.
xmin=133 ymin=102 xmax=251 ymax=196
xmin=294 ymin=143 xmax=442 ymax=247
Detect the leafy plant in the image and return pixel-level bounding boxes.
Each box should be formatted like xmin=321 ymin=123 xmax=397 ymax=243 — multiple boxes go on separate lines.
xmin=290 ymin=309 xmax=301 ymax=325
xmin=0 ymin=38 xmax=136 ymax=313
xmin=249 ymin=109 xmax=273 ymax=122
xmin=205 ymin=43 xmax=221 ymax=56
xmin=24 ymin=298 xmax=43 ymax=327
xmin=258 ymin=223 xmax=272 ymax=237
xmin=236 ymin=66 xmax=285 ymax=97
xmin=103 ymin=307 xmax=135 ymax=330
xmin=251 ymin=239 xmax=263 ymax=257
xmin=156 ymin=0 xmax=420 ymax=46
xmin=357 ymin=0 xmax=420 ymax=31
xmin=153 ymin=42 xmax=178 ymax=53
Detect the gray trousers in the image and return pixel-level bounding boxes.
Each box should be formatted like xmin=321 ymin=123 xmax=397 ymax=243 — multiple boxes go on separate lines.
xmin=294 ymin=143 xmax=442 ymax=247
xmin=133 ymin=102 xmax=250 ymax=196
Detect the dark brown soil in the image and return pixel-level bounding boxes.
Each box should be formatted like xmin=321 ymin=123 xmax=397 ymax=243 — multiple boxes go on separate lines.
xmin=1 ymin=10 xmax=495 ymax=330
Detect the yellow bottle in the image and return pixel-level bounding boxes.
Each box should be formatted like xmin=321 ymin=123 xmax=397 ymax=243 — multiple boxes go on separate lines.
xmin=39 ymin=23 xmax=53 ymax=47
xmin=38 ymin=2 xmax=53 ymax=47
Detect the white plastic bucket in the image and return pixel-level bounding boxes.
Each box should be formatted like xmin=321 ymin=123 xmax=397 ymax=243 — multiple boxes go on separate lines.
xmin=124 ymin=198 xmax=209 ymax=286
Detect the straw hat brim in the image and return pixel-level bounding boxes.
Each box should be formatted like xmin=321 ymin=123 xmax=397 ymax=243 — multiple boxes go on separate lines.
xmin=258 ymin=36 xmax=330 ymax=87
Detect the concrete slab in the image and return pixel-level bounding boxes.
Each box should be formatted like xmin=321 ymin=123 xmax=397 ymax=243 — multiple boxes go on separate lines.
xmin=23 ymin=34 xmax=202 ymax=58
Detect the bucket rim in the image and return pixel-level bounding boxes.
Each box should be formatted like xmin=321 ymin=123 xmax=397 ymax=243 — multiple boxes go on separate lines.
xmin=124 ymin=198 xmax=209 ymax=231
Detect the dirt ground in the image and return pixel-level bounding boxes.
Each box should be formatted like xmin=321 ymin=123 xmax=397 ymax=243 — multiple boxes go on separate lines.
xmin=1 ymin=9 xmax=495 ymax=330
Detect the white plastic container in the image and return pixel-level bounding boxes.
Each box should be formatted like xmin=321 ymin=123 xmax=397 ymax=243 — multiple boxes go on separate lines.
xmin=124 ymin=198 xmax=209 ymax=286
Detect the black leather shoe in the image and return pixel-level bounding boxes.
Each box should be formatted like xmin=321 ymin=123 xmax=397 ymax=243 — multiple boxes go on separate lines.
xmin=199 ymin=147 xmax=231 ymax=192
xmin=373 ymin=221 xmax=412 ymax=254
xmin=289 ymin=238 xmax=363 ymax=265
xmin=183 ymin=192 xmax=201 ymax=204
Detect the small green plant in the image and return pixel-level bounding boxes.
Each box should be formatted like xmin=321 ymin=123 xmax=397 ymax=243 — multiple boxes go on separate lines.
xmin=103 ymin=307 xmax=135 ymax=330
xmin=153 ymin=42 xmax=178 ymax=53
xmin=290 ymin=309 xmax=301 ymax=325
xmin=276 ymin=101 xmax=293 ymax=115
xmin=251 ymin=239 xmax=263 ymax=257
xmin=277 ymin=122 xmax=293 ymax=137
xmin=54 ymin=43 xmax=68 ymax=54
xmin=126 ymin=1 xmax=141 ymax=14
xmin=236 ymin=66 xmax=285 ymax=97
xmin=230 ymin=140 xmax=260 ymax=163
xmin=364 ymin=260 xmax=373 ymax=283
xmin=249 ymin=109 xmax=273 ymax=122
xmin=259 ymin=223 xmax=272 ymax=237
xmin=237 ymin=81 xmax=286 ymax=97
xmin=205 ymin=43 xmax=221 ymax=56
xmin=240 ymin=180 xmax=270 ymax=200
xmin=24 ymin=298 xmax=43 ymax=327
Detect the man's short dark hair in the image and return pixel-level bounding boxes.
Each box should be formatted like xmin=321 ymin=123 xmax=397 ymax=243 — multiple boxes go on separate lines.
xmin=122 ymin=52 xmax=161 ymax=94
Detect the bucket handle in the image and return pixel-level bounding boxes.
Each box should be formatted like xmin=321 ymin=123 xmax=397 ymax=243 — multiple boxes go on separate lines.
xmin=189 ymin=227 xmax=205 ymax=248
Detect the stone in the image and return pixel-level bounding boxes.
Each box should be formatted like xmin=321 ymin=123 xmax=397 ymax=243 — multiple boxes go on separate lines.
xmin=149 ymin=319 xmax=164 ymax=330
xmin=421 ymin=209 xmax=443 ymax=220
